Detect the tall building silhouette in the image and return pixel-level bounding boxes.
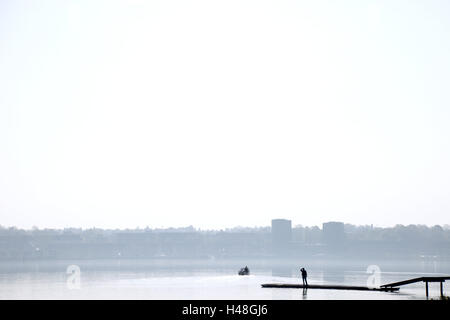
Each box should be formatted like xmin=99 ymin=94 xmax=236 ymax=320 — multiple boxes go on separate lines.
xmin=322 ymin=221 xmax=345 ymax=246
xmin=271 ymin=219 xmax=292 ymax=256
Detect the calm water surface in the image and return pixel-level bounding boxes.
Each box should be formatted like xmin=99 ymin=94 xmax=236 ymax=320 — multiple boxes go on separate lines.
xmin=0 ymin=258 xmax=448 ymax=299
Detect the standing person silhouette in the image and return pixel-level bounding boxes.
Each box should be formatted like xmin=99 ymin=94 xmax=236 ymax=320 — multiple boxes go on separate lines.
xmin=300 ymin=268 xmax=308 ymax=286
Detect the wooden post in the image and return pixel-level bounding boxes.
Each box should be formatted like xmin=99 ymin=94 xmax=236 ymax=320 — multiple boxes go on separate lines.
xmin=440 ymin=281 xmax=443 ymax=297
xmin=425 ymin=281 xmax=429 ymax=298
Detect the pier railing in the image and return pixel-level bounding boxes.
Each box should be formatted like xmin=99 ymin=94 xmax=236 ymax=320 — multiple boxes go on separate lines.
xmin=380 ymin=276 xmax=450 ymax=297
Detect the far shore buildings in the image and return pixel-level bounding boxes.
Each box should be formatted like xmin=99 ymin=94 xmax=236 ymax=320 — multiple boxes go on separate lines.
xmin=3 ymin=219 xmax=447 ymax=260
xmin=271 ymin=219 xmax=348 ymax=257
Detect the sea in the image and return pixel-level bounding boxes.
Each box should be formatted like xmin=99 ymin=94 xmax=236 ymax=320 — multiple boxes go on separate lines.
xmin=0 ymin=257 xmax=448 ymax=299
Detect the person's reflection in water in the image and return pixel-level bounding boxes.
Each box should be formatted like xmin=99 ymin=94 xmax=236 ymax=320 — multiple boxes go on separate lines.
xmin=302 ymin=287 xmax=307 ymax=300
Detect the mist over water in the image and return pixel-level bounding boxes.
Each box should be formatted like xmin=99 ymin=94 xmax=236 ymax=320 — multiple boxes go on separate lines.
xmin=1 ymin=221 xmax=450 ymax=299
xmin=2 ymin=1 xmax=450 ymax=303
xmin=1 ymin=258 xmax=448 ymax=299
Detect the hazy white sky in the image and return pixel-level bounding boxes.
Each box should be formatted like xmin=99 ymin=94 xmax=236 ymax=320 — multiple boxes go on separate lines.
xmin=1 ymin=0 xmax=450 ymax=229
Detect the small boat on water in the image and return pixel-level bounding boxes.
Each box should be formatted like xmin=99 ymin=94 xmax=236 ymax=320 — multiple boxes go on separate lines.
xmin=238 ymin=266 xmax=250 ymax=275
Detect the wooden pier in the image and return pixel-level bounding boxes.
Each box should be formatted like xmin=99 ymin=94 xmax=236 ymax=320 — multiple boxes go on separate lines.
xmin=262 ymin=276 xmax=450 ymax=297
xmin=261 ymin=283 xmax=399 ymax=292
xmin=380 ymin=276 xmax=450 ymax=298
